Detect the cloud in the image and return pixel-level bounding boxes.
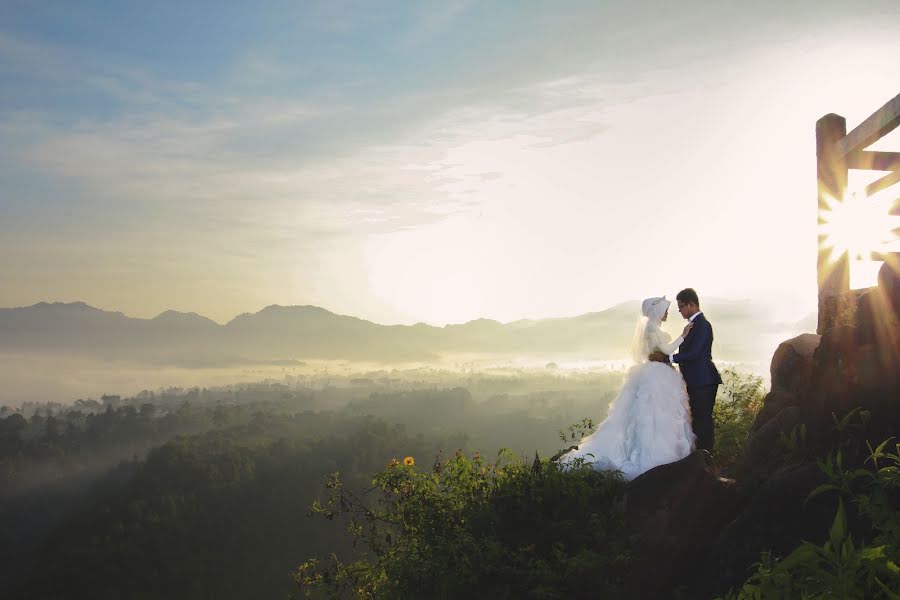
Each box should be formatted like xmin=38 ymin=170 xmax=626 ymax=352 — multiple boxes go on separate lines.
xmin=2 ymin=2 xmax=898 ymax=323
xmin=0 ymin=31 xmax=206 ymax=110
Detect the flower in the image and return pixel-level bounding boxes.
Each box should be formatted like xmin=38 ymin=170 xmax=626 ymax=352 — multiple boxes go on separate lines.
xmin=403 ymin=456 xmax=415 ymax=467
xmin=388 ymin=458 xmax=399 ymax=468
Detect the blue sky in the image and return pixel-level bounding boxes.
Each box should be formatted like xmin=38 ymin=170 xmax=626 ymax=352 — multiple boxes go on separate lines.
xmin=2 ymin=1 xmax=899 ymax=324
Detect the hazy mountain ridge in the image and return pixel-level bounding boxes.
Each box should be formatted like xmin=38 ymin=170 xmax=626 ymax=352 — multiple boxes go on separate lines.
xmin=0 ymin=300 xmax=813 ymax=366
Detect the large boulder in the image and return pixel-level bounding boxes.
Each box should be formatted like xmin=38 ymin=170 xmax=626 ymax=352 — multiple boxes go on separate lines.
xmin=744 ymin=405 xmax=801 ymax=468
xmin=700 ymin=461 xmax=833 ymax=597
xmin=620 ymin=269 xmax=900 ymax=598
xmin=809 ymin=307 xmax=900 ymax=441
xmin=744 ymin=334 xmax=819 ymax=466
xmin=748 ymin=334 xmax=817 ymax=435
xmin=749 ymin=389 xmax=797 ymax=434
xmin=770 ymin=333 xmax=820 ymax=397
xmin=878 ymin=252 xmax=900 ymax=314
xmin=624 ymin=451 xmax=745 ymax=599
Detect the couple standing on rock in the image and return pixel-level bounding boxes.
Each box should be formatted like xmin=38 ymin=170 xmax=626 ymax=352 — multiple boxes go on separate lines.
xmin=560 ymin=288 xmax=722 ymax=480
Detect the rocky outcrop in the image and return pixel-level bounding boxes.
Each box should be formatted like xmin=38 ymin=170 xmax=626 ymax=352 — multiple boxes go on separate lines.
xmin=625 ymin=263 xmax=900 ymax=598
xmin=768 ymin=333 xmax=821 ymax=398
xmin=699 ymin=461 xmax=833 ymax=596
xmin=624 ymin=451 xmax=743 ymax=599
xmin=740 ymin=334 xmax=819 ymax=473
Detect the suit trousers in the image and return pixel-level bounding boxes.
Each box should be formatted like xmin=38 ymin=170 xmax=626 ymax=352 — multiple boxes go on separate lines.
xmin=687 ymin=384 xmax=719 ymax=452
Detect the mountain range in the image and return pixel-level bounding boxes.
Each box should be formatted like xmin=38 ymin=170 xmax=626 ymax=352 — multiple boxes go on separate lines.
xmin=0 ymin=301 xmax=815 ymax=367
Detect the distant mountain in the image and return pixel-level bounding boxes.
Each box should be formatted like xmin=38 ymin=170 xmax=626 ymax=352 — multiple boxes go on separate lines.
xmin=0 ymin=300 xmax=813 ymax=366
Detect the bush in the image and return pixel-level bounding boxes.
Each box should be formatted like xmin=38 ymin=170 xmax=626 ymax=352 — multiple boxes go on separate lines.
xmin=721 ymin=438 xmax=900 ymax=599
xmin=297 ymin=451 xmax=632 ymax=599
xmin=714 ymin=369 xmax=765 ymax=469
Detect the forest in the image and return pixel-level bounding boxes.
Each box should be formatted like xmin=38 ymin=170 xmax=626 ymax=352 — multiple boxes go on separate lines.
xmin=1 ymin=366 xmax=627 ymax=599
xmin=7 ymin=361 xmax=893 ymax=599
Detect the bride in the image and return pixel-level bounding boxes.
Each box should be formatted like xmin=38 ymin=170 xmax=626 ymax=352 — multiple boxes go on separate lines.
xmin=560 ymin=296 xmax=696 ymax=480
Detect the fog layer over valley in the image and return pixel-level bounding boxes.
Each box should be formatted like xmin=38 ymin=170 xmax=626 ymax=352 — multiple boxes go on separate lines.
xmin=1 ymin=365 xmax=633 ymax=598
xmin=0 ymin=299 xmax=810 ymax=404
xmin=0 ymin=298 xmax=807 ymax=598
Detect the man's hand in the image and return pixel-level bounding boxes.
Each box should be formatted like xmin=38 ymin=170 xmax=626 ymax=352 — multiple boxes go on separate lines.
xmin=648 ymin=351 xmax=669 ymax=363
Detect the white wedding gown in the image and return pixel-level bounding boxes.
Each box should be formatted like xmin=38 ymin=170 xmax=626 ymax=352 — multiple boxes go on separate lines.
xmin=560 ymin=324 xmax=695 ymax=480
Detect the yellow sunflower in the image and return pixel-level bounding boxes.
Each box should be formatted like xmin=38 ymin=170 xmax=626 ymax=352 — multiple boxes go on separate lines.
xmin=403 ymin=456 xmax=415 ymax=467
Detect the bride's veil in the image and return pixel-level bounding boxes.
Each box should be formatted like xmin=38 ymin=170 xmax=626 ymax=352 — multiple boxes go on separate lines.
xmin=629 ymin=297 xmax=669 ymax=364
xmin=630 ymin=315 xmax=650 ymax=365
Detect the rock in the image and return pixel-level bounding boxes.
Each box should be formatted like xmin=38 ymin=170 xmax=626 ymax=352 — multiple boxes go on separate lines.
xmin=620 ymin=267 xmax=900 ymax=598
xmin=770 ymin=333 xmax=820 ymax=396
xmin=700 ymin=461 xmax=833 ymax=597
xmin=744 ymin=406 xmax=801 ymax=468
xmin=878 ymin=253 xmax=900 ymax=313
xmin=749 ymin=390 xmax=797 ymax=434
xmin=809 ymin=321 xmax=900 ymax=432
xmin=624 ymin=451 xmax=745 ymax=599
xmin=855 ymin=287 xmax=900 ymax=348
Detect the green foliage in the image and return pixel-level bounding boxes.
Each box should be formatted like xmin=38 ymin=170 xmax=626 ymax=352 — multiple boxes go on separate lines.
xmin=11 ymin=417 xmax=440 ymax=600
xmin=1 ymin=369 xmax=630 ymax=598
xmin=722 ymin=499 xmax=899 ymax=599
xmin=723 ymin=439 xmax=900 ymax=599
xmin=297 ymin=452 xmax=631 ymax=599
xmin=713 ymin=369 xmax=765 ymax=468
xmin=558 ymin=416 xmax=595 ymax=445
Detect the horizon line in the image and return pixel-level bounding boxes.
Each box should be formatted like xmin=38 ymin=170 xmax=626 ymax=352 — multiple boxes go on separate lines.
xmin=0 ymin=296 xmax=810 ymax=329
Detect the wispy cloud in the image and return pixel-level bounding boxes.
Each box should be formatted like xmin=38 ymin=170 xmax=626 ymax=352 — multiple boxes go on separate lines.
xmin=0 ymin=31 xmax=206 ymax=110
xmin=2 ymin=1 xmax=899 ymax=323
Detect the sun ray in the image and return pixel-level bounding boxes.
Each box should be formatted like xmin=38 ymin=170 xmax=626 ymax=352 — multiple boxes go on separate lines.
xmin=819 ymin=191 xmax=897 ymax=261
xmin=819 ymin=188 xmax=900 ymax=289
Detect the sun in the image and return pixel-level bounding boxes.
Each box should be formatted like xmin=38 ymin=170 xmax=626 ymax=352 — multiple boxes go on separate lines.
xmin=819 ymin=191 xmax=896 ymax=263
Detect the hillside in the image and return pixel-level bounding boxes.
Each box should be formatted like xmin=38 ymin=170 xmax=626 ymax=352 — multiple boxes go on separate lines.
xmin=0 ymin=300 xmax=808 ymax=367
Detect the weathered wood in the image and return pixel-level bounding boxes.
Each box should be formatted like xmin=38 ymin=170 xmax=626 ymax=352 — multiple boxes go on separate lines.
xmin=869 ymin=221 xmax=900 ymax=260
xmin=890 ymin=196 xmax=900 ymax=216
xmin=872 ymin=250 xmax=900 ymax=262
xmin=816 ymin=113 xmax=850 ymax=334
xmin=865 ymin=169 xmax=900 ymax=197
xmin=845 ymin=150 xmax=900 ymax=172
xmin=835 ymin=93 xmax=900 ymax=157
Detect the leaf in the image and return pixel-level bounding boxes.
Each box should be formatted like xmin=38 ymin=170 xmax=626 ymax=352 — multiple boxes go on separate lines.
xmin=872 ymin=437 xmax=896 ymax=457
xmin=777 ymin=542 xmax=819 ymax=571
xmin=874 ymin=577 xmax=900 ymax=600
xmin=805 ymin=483 xmax=839 ymax=504
xmin=849 ymin=468 xmax=874 ymax=481
xmin=859 ymin=545 xmax=887 ymax=561
xmin=829 ymin=499 xmax=847 ymax=548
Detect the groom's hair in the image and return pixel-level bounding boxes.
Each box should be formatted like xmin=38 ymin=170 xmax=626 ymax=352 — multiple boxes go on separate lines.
xmin=677 ymin=288 xmax=700 ymax=307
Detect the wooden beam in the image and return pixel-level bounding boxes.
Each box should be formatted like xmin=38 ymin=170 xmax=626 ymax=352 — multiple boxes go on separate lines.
xmin=890 ymin=196 xmax=900 ymax=216
xmin=845 ymin=150 xmax=900 ymax=172
xmin=865 ymin=169 xmax=900 ymax=197
xmin=816 ymin=113 xmax=850 ymax=335
xmin=872 ymin=250 xmax=900 ymax=261
xmin=835 ymin=92 xmax=900 ymax=157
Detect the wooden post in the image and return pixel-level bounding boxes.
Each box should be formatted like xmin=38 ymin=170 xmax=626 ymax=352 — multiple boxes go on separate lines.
xmin=816 ymin=114 xmax=849 ymax=334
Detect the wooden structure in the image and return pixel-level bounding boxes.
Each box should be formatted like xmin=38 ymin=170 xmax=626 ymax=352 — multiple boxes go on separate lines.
xmin=816 ymin=93 xmax=900 ymax=334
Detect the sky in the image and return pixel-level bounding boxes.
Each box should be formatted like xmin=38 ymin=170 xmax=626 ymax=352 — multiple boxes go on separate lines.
xmin=1 ymin=0 xmax=899 ymax=326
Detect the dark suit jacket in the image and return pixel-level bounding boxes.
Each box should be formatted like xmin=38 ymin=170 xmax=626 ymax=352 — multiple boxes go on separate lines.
xmin=672 ymin=312 xmax=722 ymax=387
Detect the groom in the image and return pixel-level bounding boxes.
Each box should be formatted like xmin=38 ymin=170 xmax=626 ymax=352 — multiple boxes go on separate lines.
xmin=671 ymin=288 xmax=722 ymax=453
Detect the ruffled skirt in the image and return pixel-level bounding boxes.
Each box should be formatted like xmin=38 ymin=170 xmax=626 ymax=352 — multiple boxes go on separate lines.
xmin=560 ymin=362 xmax=695 ymax=480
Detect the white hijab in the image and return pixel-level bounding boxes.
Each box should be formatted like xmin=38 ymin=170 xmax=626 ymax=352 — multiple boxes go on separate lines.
xmin=641 ymin=296 xmax=670 ymax=325
xmin=631 ymin=296 xmax=671 ymax=364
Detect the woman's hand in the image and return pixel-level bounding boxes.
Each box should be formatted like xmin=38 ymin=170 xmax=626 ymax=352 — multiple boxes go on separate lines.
xmin=682 ymin=322 xmax=694 ymax=338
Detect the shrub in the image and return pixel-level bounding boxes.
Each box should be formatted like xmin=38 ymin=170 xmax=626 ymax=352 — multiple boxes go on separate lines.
xmin=714 ymin=369 xmax=765 ymax=469
xmin=297 ymin=451 xmax=632 ymax=599
xmin=722 ymin=439 xmax=900 ymax=599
